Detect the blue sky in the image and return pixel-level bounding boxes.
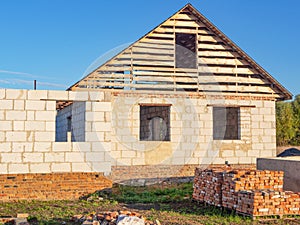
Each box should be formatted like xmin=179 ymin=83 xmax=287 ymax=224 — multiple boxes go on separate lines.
xmin=0 ymin=0 xmax=299 ymax=97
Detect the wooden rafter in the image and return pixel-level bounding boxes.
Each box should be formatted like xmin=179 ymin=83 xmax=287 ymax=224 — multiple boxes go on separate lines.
xmin=68 ymin=3 xmax=292 ymax=100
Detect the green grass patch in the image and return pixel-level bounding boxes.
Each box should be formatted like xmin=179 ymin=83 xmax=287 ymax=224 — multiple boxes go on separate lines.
xmin=0 ymin=199 xmax=114 ymax=225
xmin=0 ymin=183 xmax=298 ymax=225
xmin=112 ymin=182 xmax=193 ymax=204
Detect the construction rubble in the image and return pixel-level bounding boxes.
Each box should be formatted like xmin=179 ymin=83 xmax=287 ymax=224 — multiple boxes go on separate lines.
xmin=72 ymin=211 xmax=161 ymax=225
xmin=193 ymin=168 xmax=300 ymax=218
xmin=0 ymin=213 xmax=29 ymax=225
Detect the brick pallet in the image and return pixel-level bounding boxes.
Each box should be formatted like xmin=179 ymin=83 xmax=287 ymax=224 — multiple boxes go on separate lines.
xmin=193 ymin=168 xmax=299 ymax=219
xmin=222 ymin=170 xmax=284 ymax=210
xmin=237 ymin=190 xmax=300 ymax=217
xmin=193 ymin=169 xmax=225 ymax=206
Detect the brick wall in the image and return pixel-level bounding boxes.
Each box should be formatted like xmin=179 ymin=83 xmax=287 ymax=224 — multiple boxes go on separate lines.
xmin=0 ymin=172 xmax=112 ymax=201
xmin=111 ymin=164 xmax=255 ymax=184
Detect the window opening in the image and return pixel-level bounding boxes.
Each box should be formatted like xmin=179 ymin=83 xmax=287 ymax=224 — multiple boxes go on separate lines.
xmin=213 ymin=107 xmax=240 ymax=140
xmin=175 ymin=33 xmax=197 ymax=68
xmin=140 ymin=105 xmax=170 ymax=141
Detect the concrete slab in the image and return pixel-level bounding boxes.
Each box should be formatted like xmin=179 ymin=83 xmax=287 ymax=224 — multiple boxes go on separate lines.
xmin=257 ymin=157 xmax=300 ymax=192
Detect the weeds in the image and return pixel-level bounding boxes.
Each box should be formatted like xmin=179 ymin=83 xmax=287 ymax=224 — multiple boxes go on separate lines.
xmin=0 ymin=183 xmax=298 ymax=225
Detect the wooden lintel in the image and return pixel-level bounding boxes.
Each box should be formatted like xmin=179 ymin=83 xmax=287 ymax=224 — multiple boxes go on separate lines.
xmin=40 ymin=99 xmax=101 ymax=102
xmin=139 ymin=103 xmax=172 ymax=107
xmin=206 ymin=104 xmax=256 ymax=108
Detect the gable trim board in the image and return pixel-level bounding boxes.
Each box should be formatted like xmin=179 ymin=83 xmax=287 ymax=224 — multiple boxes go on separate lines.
xmin=68 ymin=3 xmax=292 ymax=101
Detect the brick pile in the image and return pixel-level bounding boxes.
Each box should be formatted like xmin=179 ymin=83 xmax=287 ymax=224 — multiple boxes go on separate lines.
xmin=193 ymin=169 xmax=224 ymax=206
xmin=193 ymin=168 xmax=300 ymax=218
xmin=222 ymin=170 xmax=284 ymax=210
xmin=237 ymin=190 xmax=300 ymax=216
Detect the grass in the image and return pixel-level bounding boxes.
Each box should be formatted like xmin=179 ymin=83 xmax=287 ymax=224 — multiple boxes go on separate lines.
xmin=0 ymin=183 xmax=299 ymax=225
xmin=0 ymin=199 xmax=113 ymax=224
xmin=112 ymin=182 xmax=193 ymax=203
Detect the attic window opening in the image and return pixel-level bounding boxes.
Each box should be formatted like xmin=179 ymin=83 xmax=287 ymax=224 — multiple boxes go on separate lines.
xmin=175 ymin=33 xmax=197 ymax=69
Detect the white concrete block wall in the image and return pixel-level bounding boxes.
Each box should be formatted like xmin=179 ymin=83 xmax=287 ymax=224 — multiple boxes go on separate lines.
xmin=251 ymin=100 xmax=277 ymax=159
xmin=0 ymin=89 xmax=111 ymax=174
xmin=86 ymin=101 xmax=111 ymax=173
xmin=0 ymin=89 xmax=277 ymax=175
xmin=110 ymin=95 xmax=277 ymax=167
xmin=72 ymin=102 xmax=86 ymax=141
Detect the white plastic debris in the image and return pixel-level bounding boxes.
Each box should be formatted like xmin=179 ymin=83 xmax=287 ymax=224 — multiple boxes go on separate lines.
xmin=117 ymin=215 xmax=145 ymax=225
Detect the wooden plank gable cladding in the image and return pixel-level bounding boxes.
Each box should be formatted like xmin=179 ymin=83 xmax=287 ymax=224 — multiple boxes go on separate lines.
xmin=69 ymin=4 xmax=292 ymax=100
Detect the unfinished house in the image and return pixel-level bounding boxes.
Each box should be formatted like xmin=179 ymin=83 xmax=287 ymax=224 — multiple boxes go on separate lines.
xmin=0 ymin=4 xmax=292 ymax=200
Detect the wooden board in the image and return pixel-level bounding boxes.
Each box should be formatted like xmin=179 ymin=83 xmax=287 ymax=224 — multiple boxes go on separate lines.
xmin=68 ymin=5 xmax=285 ymax=99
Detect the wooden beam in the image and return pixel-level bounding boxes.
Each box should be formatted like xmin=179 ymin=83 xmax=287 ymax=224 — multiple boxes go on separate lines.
xmin=206 ymin=104 xmax=256 ymax=108
xmin=139 ymin=103 xmax=172 ymax=106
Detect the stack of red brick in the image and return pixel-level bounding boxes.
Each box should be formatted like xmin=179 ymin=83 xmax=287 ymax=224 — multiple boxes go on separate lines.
xmin=237 ymin=190 xmax=300 ymax=216
xmin=193 ymin=168 xmax=224 ymax=206
xmin=222 ymin=170 xmax=284 ymax=210
xmin=193 ymin=168 xmax=300 ymax=217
